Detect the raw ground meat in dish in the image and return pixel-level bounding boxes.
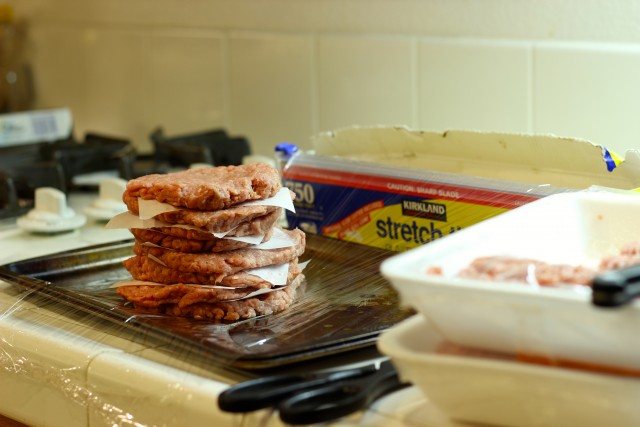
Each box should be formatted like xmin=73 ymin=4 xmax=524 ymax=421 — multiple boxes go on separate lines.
xmin=123 ymin=163 xmax=281 ymax=211
xmin=127 ymin=274 xmax=305 ymax=321
xmin=133 ymin=228 xmax=306 ymax=275
xmin=598 ymin=241 xmax=640 ymax=270
xmin=619 ymin=240 xmax=640 ymax=255
xmin=129 ymin=227 xmax=274 ymax=253
xmin=456 ymin=256 xmax=597 ymax=286
xmin=116 ymin=267 xmax=302 ymax=308
xmin=598 ymin=254 xmax=640 ymax=270
xmin=150 ymin=209 xmax=281 ymax=240
xmin=123 ymin=255 xmax=301 ymax=287
xmin=449 ymin=240 xmax=640 ymax=286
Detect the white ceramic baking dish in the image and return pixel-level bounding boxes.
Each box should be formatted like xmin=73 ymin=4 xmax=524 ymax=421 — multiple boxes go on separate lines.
xmin=380 ymin=190 xmax=640 ymax=372
xmin=378 ymin=314 xmax=640 ymax=427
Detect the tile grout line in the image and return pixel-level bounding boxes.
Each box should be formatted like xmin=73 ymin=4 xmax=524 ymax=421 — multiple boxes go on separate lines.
xmin=310 ymin=32 xmax=320 ymax=138
xmin=528 ymin=42 xmax=535 ymax=134
xmin=411 ymin=37 xmax=420 ymax=129
xmin=222 ymin=31 xmax=232 ymax=131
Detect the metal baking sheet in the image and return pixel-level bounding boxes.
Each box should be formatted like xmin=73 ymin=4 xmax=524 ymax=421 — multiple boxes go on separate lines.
xmin=0 ymin=234 xmax=414 ymax=370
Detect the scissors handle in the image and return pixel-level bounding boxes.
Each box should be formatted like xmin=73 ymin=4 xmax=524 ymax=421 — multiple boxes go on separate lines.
xmin=592 ymin=264 xmax=640 ymax=307
xmin=217 ymin=363 xmax=378 ymax=412
xmin=278 ymin=360 xmax=406 ymax=425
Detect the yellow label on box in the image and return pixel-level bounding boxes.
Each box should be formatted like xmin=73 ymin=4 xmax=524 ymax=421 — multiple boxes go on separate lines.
xmin=284 ymin=163 xmax=529 ymax=252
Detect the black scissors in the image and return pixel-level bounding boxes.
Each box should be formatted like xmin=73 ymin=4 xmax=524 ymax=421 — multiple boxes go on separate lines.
xmin=217 ymin=359 xmax=409 ymax=425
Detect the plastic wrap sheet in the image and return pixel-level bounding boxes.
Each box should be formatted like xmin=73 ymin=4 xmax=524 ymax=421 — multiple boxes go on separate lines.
xmin=0 ymin=230 xmax=412 ymax=425
xmin=0 ymin=233 xmax=411 ymax=367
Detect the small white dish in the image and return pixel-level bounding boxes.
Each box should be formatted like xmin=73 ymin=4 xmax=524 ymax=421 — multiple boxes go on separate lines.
xmin=378 ymin=315 xmax=640 ymax=427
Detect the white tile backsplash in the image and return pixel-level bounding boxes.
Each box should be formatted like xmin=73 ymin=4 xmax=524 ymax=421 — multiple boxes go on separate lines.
xmin=418 ymin=39 xmax=532 ymax=134
xmin=78 ymin=29 xmax=148 ymax=145
xmin=534 ymin=43 xmax=640 ymax=155
xmin=30 ymin=26 xmax=91 ymax=127
xmin=317 ymin=35 xmax=415 ymax=132
xmin=135 ymin=31 xmax=226 ymax=151
xmin=31 ymin=26 xmax=226 ymax=152
xmin=228 ymin=32 xmax=314 ymax=154
xmin=20 ymin=4 xmax=640 ymax=158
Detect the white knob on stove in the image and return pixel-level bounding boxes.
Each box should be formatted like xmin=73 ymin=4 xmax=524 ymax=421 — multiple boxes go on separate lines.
xmin=17 ymin=187 xmax=87 ymax=233
xmin=85 ymin=177 xmax=128 ymax=221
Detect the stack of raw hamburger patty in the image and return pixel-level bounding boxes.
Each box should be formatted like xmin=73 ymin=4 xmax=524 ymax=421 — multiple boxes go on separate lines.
xmin=113 ymin=163 xmax=306 ymax=321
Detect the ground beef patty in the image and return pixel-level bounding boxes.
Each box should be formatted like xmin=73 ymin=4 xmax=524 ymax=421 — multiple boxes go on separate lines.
xmin=140 ymin=204 xmax=279 ymax=233
xmin=123 ymin=163 xmax=281 ymax=211
xmin=118 ymin=282 xmax=267 ymax=307
xmin=117 ymin=265 xmax=302 ymax=308
xmin=131 ymin=274 xmax=305 ymax=321
xmin=150 ymin=209 xmax=281 ymax=240
xmin=154 ymin=205 xmax=279 ymax=232
xmin=129 ymin=227 xmax=274 ymax=253
xmin=123 ymin=256 xmax=301 ymax=288
xmin=133 ymin=228 xmax=306 ymax=275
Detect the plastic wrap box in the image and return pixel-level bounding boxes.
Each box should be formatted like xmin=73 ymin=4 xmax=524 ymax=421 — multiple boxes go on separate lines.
xmin=283 ymin=126 xmax=640 ymax=252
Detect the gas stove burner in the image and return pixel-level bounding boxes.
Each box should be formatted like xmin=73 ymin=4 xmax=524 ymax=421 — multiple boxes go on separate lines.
xmin=0 ymin=140 xmax=66 ymax=218
xmin=0 ymin=162 xmax=66 ymax=219
xmin=0 ymin=131 xmax=136 ymax=219
xmin=0 ymin=126 xmax=255 ymax=219
xmin=44 ymin=132 xmax=136 ymax=190
xmin=150 ymin=127 xmax=251 ymax=172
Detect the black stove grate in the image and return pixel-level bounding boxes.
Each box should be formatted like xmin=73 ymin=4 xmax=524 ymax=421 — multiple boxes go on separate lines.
xmin=0 ymin=126 xmax=254 ymax=219
xmin=0 ymin=132 xmax=136 ymax=218
xmin=150 ymin=127 xmax=251 ymax=172
xmin=0 ymin=141 xmax=67 ymax=218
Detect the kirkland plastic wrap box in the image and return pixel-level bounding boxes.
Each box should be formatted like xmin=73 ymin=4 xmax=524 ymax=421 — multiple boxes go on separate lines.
xmin=283 ymin=126 xmax=640 ymax=252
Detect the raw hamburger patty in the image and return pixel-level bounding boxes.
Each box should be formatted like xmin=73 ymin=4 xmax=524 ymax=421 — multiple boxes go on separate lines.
xmin=123 ymin=255 xmax=301 ymax=287
xmin=133 ymin=228 xmax=306 ymax=275
xmin=131 ymin=274 xmax=305 ymax=321
xmin=117 ymin=266 xmax=302 ymax=308
xmin=129 ymin=227 xmax=274 ymax=253
xmin=151 ymin=209 xmax=281 ymax=240
xmin=123 ymin=163 xmax=281 ymax=211
xmin=118 ymin=282 xmax=268 ymax=306
xmin=144 ymin=205 xmax=279 ymax=232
